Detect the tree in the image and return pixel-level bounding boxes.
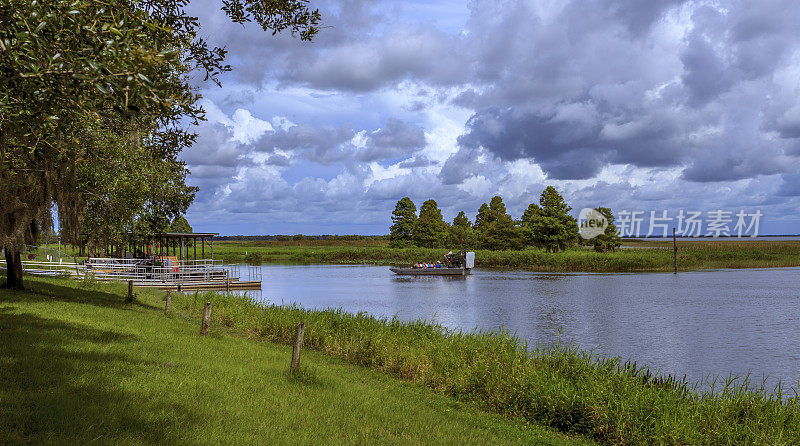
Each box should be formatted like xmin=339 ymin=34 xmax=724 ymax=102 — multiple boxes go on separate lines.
xmin=475 ymin=196 xmax=524 ymax=250
xmin=453 ymin=211 xmax=471 ymax=228
xmin=170 ymin=216 xmax=193 ymax=234
xmin=474 ymin=196 xmax=508 ymax=232
xmin=590 ymin=207 xmax=621 ymax=252
xmin=388 ymin=197 xmax=417 ymax=248
xmin=1 ymin=0 xmax=321 ymax=288
xmin=521 ymin=186 xmax=579 ymax=252
xmin=474 ymin=203 xmax=492 ymax=231
xmin=69 ymin=121 xmax=196 ymax=257
xmin=448 ymin=211 xmax=477 ymax=248
xmin=412 ymin=199 xmax=448 ymax=248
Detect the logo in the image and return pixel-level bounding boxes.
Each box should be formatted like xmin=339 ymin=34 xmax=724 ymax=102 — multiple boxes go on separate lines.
xmin=578 ymin=208 xmax=608 ymax=240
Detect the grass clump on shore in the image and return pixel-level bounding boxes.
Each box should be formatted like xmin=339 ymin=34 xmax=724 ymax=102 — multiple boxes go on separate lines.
xmin=175 ymin=290 xmax=800 ymax=445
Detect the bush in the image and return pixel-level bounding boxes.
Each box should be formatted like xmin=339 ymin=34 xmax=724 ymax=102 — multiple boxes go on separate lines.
xmin=243 ymin=251 xmax=263 ymax=265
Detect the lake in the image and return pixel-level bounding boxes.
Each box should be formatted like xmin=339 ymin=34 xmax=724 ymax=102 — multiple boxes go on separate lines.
xmin=242 ymin=265 xmax=800 ymax=392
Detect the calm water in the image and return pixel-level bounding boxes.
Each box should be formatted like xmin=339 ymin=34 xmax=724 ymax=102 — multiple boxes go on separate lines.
xmin=243 ymin=265 xmax=800 ymax=391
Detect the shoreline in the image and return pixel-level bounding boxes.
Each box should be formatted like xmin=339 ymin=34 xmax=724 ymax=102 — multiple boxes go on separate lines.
xmin=5 ymin=273 xmax=799 ymax=443
xmin=181 ymin=285 xmax=799 ymax=444
xmin=211 ymin=239 xmax=800 ymax=272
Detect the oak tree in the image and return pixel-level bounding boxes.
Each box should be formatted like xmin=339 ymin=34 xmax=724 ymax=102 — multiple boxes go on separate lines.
xmin=0 ymin=0 xmax=320 ymax=288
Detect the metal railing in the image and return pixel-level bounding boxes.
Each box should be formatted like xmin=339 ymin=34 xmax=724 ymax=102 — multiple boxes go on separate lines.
xmin=12 ymin=254 xmax=263 ymax=289
xmin=82 ymin=257 xmax=231 ymax=284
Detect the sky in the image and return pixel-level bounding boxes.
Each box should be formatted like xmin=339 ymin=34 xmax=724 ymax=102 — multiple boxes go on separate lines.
xmin=181 ymin=0 xmax=800 ymax=236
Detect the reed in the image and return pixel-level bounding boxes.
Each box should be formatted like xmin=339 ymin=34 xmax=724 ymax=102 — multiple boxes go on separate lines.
xmin=174 ymin=291 xmax=800 ymax=444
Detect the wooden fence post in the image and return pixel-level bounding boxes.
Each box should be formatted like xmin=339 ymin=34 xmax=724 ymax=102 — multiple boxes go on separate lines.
xmin=290 ymin=322 xmax=305 ymax=372
xmin=200 ymin=302 xmax=212 ymax=335
xmin=673 ymin=227 xmax=678 ymax=274
xmin=165 ymin=291 xmax=172 ymax=314
xmin=127 ymin=280 xmax=134 ymax=303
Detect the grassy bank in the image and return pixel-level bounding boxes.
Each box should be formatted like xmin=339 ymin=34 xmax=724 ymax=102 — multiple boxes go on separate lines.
xmin=167 ymin=289 xmax=800 ymax=444
xmin=0 ymin=276 xmax=584 ymax=445
xmin=4 ymin=276 xmax=800 ymax=444
xmin=212 ymin=239 xmax=800 ymax=272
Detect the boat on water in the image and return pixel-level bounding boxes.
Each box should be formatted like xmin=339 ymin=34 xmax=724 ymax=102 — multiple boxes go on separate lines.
xmin=390 ymin=266 xmax=471 ymax=276
xmin=390 ymin=251 xmax=475 ymax=276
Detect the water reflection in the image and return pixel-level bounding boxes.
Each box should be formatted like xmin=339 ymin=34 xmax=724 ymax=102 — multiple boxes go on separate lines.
xmin=234 ymin=264 xmax=800 ymax=391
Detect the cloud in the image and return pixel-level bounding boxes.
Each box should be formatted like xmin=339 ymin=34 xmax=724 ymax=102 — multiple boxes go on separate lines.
xmin=398 ymin=155 xmax=437 ymax=169
xmin=254 ymin=123 xmax=355 ymax=165
xmin=776 ymin=174 xmax=800 ymax=197
xmin=357 ymin=118 xmax=426 ymax=161
xmin=182 ymin=123 xmax=252 ymax=169
xmin=179 ymin=0 xmax=800 ymax=234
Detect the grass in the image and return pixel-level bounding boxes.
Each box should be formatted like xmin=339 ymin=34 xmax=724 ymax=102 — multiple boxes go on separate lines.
xmin=173 ymin=289 xmax=800 ymax=445
xmin=210 ymin=239 xmax=800 ymax=272
xmin=42 ymin=238 xmax=800 ymax=272
xmin=0 ymin=275 xmax=587 ymax=445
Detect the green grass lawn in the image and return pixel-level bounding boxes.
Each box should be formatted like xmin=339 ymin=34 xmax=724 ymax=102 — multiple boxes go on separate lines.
xmin=0 ymin=276 xmax=588 ymax=445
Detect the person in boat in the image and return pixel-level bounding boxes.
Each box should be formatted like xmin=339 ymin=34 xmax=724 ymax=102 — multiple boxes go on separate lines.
xmin=410 ymin=251 xmax=464 ymax=269
xmin=442 ymin=250 xmax=466 ymax=268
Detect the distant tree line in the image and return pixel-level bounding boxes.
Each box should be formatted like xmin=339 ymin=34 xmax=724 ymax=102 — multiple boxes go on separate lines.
xmin=388 ymin=187 xmax=621 ymax=252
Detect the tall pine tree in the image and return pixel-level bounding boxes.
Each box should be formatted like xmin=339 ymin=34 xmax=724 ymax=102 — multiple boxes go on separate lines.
xmin=475 ymin=196 xmax=524 ymax=250
xmin=449 ymin=211 xmax=476 ymax=248
xmin=413 ymin=199 xmax=449 ymax=248
xmin=521 ymin=186 xmax=578 ymax=252
xmin=388 ymin=197 xmax=417 ymax=248
xmin=591 ymin=207 xmax=621 ymax=252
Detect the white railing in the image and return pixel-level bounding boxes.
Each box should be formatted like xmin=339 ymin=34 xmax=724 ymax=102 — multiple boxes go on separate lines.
xmin=13 ymin=254 xmax=263 ymax=289
xmin=82 ymin=258 xmax=231 ymax=284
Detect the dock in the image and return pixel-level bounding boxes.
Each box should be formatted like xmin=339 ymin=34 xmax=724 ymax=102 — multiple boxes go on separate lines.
xmin=17 ymin=255 xmax=262 ymax=292
xmin=13 ymin=232 xmax=261 ymax=292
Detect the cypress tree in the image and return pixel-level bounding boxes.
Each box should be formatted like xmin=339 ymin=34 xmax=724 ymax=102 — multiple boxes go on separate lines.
xmin=591 ymin=207 xmax=622 ymax=252
xmin=413 ymin=199 xmax=449 ymax=248
xmin=388 ymin=197 xmax=417 ymax=248
xmin=521 ymin=186 xmax=579 ymax=252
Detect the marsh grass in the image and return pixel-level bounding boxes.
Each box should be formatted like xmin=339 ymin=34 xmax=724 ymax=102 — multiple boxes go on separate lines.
xmin=53 ymin=239 xmax=800 ymax=272
xmin=175 ymin=290 xmax=800 ymax=444
xmin=212 ymin=240 xmax=800 ymax=272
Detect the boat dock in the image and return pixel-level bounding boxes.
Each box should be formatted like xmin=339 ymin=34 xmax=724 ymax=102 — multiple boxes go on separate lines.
xmin=19 ymin=256 xmax=262 ymax=291
xmin=14 ymin=231 xmax=262 ymax=291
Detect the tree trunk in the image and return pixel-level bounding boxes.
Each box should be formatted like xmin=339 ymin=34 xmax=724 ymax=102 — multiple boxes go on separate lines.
xmin=4 ymin=249 xmax=24 ymax=289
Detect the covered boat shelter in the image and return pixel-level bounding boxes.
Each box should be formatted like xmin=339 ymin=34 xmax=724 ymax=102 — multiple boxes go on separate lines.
xmin=147 ymin=232 xmax=219 ymax=261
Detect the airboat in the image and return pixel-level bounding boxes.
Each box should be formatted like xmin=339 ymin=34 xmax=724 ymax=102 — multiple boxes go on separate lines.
xmin=390 ymin=251 xmax=475 ymax=276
